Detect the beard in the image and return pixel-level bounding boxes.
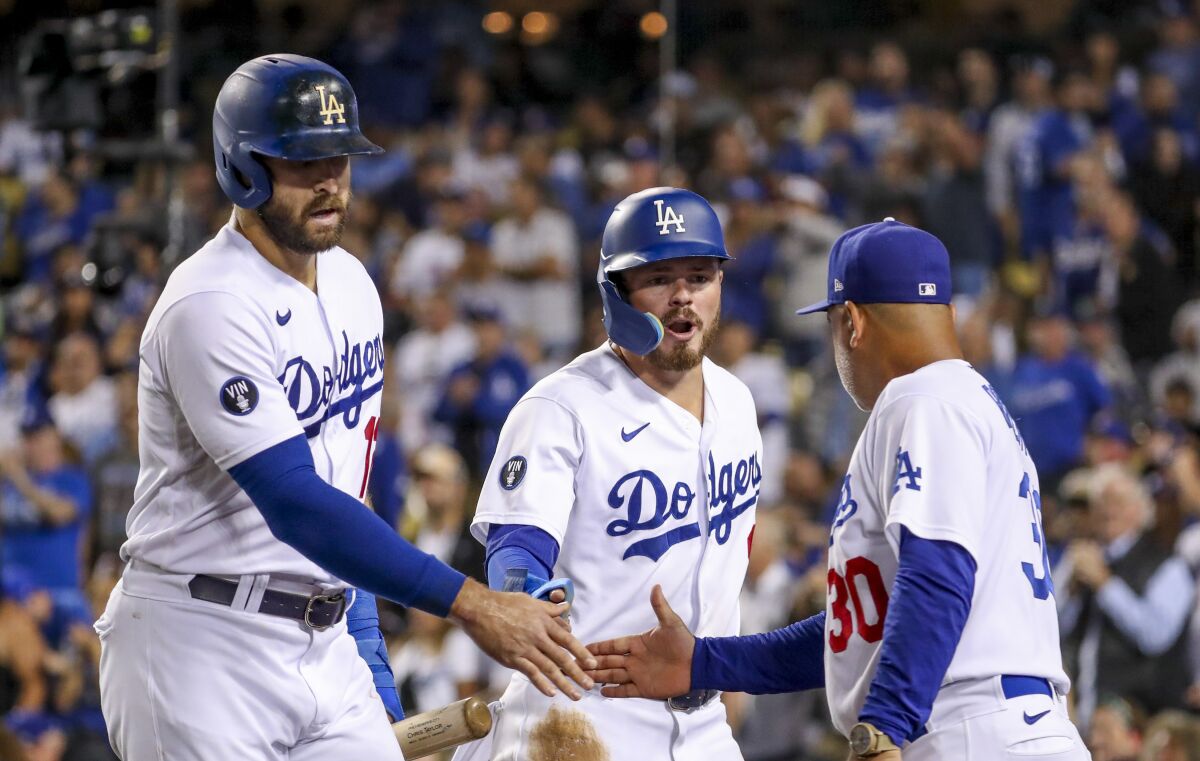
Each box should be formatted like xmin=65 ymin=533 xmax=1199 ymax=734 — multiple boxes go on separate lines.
xmin=646 ymin=306 xmax=720 ymax=372
xmin=832 ymin=338 xmax=867 ymax=411
xmin=257 ymin=193 xmax=349 ymax=255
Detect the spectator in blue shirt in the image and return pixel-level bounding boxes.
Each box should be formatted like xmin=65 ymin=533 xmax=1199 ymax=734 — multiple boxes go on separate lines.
xmin=1014 ymin=71 xmax=1096 ymax=260
xmin=719 ymin=178 xmax=777 ymax=337
xmin=854 ymin=41 xmax=921 ymax=159
xmin=1114 ymin=73 xmax=1197 ymax=166
xmin=1005 ymin=310 xmax=1111 ymax=489
xmin=801 ymin=79 xmax=872 ymax=218
xmin=1147 ymin=6 xmax=1200 ymax=122
xmin=0 ymin=407 xmax=91 ymax=612
xmin=1048 ymin=153 xmax=1115 ymax=319
xmin=14 ymin=173 xmax=101 ymax=286
xmin=433 ymin=306 xmax=530 ymax=478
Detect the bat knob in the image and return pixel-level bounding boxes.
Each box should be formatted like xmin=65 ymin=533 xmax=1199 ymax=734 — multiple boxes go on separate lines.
xmin=463 ymin=696 xmax=493 ymax=738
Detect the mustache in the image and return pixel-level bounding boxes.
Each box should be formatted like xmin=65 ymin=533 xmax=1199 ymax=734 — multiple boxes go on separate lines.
xmin=660 ymin=307 xmax=703 ymax=328
xmin=303 ymin=195 xmax=349 ymax=216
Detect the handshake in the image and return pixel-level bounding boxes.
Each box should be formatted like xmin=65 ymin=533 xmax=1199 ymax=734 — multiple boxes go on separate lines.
xmin=451 ymin=579 xmax=697 ymax=703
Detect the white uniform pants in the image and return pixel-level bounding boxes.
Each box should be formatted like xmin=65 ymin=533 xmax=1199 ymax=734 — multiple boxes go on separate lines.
xmin=451 ymin=674 xmax=743 ymax=761
xmin=96 ymin=563 xmax=403 ymax=761
xmin=905 ymin=676 xmax=1091 ymax=761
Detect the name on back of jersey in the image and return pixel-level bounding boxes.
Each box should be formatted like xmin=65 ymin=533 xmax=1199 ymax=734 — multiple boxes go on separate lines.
xmin=605 ymin=450 xmax=761 ymax=561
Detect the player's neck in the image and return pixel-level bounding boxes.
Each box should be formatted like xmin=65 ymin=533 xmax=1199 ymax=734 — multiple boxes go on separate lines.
xmin=877 ymin=338 xmax=964 ymax=398
xmin=615 ymin=346 xmax=706 ymax=422
xmin=233 ymin=209 xmax=318 ymax=291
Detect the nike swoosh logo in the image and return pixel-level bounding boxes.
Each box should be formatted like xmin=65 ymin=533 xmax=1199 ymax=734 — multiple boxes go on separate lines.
xmin=621 ymin=422 xmax=650 ymax=442
xmin=276 ymin=309 xmax=292 ymax=326
xmin=1023 ymin=710 xmax=1051 ymax=725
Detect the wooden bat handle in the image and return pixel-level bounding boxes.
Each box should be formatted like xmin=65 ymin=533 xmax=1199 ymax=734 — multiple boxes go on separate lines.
xmin=392 ymin=696 xmax=492 ymax=759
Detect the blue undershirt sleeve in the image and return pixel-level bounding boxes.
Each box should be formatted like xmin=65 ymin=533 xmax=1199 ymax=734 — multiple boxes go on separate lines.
xmin=691 ymin=611 xmax=826 ymax=694
xmin=227 ymin=434 xmax=466 ymax=617
xmin=345 ymin=590 xmax=404 ymax=721
xmin=484 ymin=523 xmax=560 ymax=590
xmin=858 ymin=526 xmax=976 ymax=745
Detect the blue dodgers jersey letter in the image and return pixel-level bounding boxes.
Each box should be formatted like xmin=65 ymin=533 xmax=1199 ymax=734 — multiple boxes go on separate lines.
xmin=606 ymin=451 xmax=760 ymax=561
xmin=278 ymin=331 xmax=386 ymax=437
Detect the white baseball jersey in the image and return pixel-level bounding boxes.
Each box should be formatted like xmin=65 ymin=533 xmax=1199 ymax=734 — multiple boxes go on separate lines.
xmin=473 ymin=343 xmax=761 ymax=646
xmin=465 ymin=343 xmax=761 ymax=760
xmin=122 ymin=218 xmax=386 ymax=581
xmin=824 ymin=359 xmax=1070 ymax=737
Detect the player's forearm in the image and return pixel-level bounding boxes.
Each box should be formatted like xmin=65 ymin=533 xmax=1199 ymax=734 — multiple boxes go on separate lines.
xmin=229 ymin=435 xmax=467 ymax=617
xmin=691 ymin=611 xmax=826 ymax=695
xmin=857 ymin=527 xmax=975 ymax=746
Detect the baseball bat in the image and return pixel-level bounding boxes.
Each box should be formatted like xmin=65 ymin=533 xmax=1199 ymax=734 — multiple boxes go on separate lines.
xmin=392 ymin=696 xmax=492 ymax=758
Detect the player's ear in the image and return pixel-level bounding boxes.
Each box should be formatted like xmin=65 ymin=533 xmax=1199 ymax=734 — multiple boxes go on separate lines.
xmin=845 ymin=301 xmax=865 ymax=348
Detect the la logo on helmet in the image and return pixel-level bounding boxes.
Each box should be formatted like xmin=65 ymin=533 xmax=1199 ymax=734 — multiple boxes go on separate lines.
xmin=654 ymin=199 xmax=685 ymax=235
xmin=315 ymin=84 xmax=346 ymax=125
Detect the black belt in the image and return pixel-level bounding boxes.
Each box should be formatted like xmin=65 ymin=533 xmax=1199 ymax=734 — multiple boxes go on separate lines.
xmin=187 ymin=574 xmax=348 ymax=631
xmin=667 ymin=688 xmax=719 ymax=713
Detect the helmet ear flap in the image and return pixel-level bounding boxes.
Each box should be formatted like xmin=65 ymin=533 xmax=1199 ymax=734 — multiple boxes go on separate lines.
xmin=213 ymin=132 xmax=272 ymax=209
xmin=598 ymin=277 xmax=664 ymax=356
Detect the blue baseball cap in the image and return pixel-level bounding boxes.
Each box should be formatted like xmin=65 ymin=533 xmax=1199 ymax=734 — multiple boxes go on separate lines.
xmin=794 ymin=218 xmax=952 ymax=315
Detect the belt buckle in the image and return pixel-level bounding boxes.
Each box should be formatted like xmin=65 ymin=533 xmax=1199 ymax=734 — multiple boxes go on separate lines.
xmin=303 ymin=592 xmax=345 ymax=631
xmin=667 ymin=689 xmax=716 ymax=713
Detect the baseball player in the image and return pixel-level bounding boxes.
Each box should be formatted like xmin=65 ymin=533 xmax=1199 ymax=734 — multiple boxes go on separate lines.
xmin=95 ymin=54 xmax=594 ymax=761
xmin=587 ymin=220 xmax=1092 ymax=760
xmin=453 ymin=188 xmax=763 ymax=760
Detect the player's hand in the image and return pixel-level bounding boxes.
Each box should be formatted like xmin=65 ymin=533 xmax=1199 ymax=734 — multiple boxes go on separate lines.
xmin=584 ymin=585 xmax=694 ymax=699
xmin=449 ymin=578 xmax=596 ymax=700
xmin=546 ymin=587 xmax=572 ymax=632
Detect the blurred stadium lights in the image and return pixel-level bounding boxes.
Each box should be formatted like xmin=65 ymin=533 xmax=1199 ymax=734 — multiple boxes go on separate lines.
xmin=19 ymin=8 xmax=162 ymax=132
xmin=520 ymin=11 xmax=559 ymax=44
xmin=640 ymin=11 xmax=668 ymax=39
xmin=658 ymin=0 xmax=678 ymax=181
xmin=21 ymin=1 xmax=192 ymax=272
xmin=482 ymin=11 xmax=515 ymax=35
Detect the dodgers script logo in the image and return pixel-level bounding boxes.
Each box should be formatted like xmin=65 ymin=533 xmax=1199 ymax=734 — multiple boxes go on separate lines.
xmin=606 ymin=451 xmax=761 ymax=561
xmin=278 ymin=330 xmax=385 ymax=437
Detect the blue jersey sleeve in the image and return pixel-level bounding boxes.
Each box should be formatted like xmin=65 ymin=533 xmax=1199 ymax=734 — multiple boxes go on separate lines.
xmin=691 ymin=611 xmax=826 ymax=694
xmin=485 ymin=523 xmax=560 ymax=591
xmin=228 ymin=435 xmax=466 ymax=616
xmin=858 ymin=526 xmax=976 ymax=745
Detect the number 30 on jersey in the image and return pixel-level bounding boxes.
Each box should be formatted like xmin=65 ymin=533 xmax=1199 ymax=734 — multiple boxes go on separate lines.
xmin=828 ymin=557 xmax=889 ymax=652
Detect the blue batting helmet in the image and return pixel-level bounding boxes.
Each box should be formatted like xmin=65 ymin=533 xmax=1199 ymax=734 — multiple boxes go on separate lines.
xmin=213 ymin=54 xmax=383 ymax=209
xmin=598 ymin=187 xmax=731 ymax=355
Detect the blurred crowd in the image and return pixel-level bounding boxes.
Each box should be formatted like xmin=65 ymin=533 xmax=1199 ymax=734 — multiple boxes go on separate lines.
xmin=3 ymin=0 xmax=1200 ymax=759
